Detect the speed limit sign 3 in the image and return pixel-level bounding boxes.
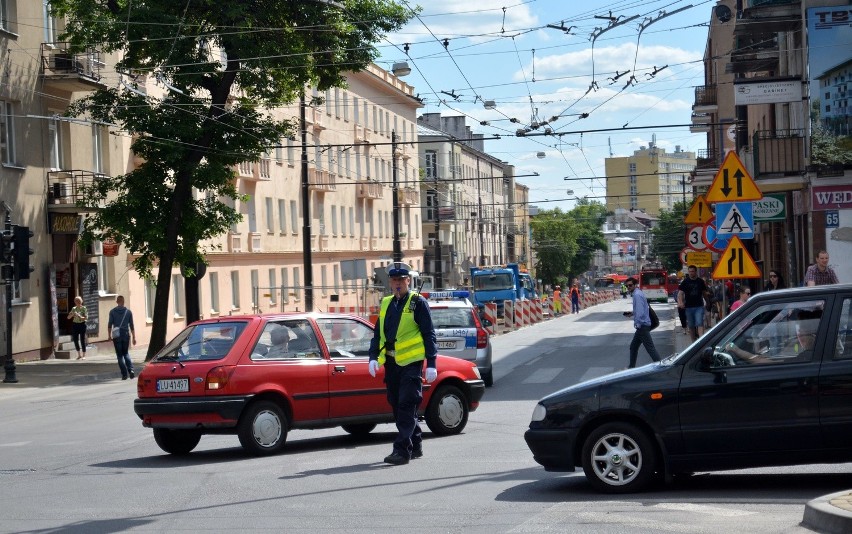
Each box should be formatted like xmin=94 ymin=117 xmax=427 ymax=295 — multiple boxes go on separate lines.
xmin=686 ymin=225 xmax=708 ymax=251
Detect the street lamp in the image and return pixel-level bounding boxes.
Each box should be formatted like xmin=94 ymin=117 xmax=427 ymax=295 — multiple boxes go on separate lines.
xmin=300 ymin=93 xmax=314 ymax=311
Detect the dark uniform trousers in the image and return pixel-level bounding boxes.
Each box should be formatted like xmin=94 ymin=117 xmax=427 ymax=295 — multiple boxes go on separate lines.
xmin=384 ymin=357 xmax=423 ymax=458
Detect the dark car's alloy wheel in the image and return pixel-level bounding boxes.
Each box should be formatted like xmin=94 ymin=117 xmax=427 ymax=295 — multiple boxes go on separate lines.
xmin=581 ymin=422 xmax=657 ymax=493
xmin=153 ymin=428 xmax=202 ymax=455
xmin=425 ymin=385 xmax=468 ymax=435
xmin=238 ymin=400 xmax=289 ymax=455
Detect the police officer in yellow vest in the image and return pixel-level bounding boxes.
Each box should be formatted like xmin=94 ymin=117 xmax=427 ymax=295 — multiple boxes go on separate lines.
xmin=368 ymin=262 xmax=438 ymax=465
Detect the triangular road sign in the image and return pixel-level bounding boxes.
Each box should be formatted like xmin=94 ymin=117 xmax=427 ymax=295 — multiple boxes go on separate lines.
xmin=706 ymin=152 xmax=763 ymax=202
xmin=684 ymin=195 xmax=713 ymax=224
xmin=712 ymin=236 xmax=762 ymax=279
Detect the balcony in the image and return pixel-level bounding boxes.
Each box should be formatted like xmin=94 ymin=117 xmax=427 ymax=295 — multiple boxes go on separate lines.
xmin=228 ymin=233 xmax=242 ymax=253
xmin=695 ymin=149 xmax=721 ymax=171
xmin=398 ymin=187 xmax=419 ymax=206
xmin=693 ymin=85 xmax=718 ymax=113
xmin=360 ymin=237 xmax=369 ymax=250
xmin=250 ymin=232 xmax=262 ymax=252
xmin=752 ymin=129 xmax=805 ymax=177
xmin=40 ymin=43 xmax=105 ymax=91
xmin=308 ymin=168 xmax=336 ymax=192
xmin=735 ymin=0 xmax=801 ymax=35
xmin=356 ymin=179 xmax=383 ymax=199
xmin=317 ymin=234 xmax=330 ymax=251
xmin=304 ymin=107 xmax=325 ymax=131
xmin=354 ymin=124 xmax=366 ymax=143
xmin=46 ymin=170 xmax=107 ymax=211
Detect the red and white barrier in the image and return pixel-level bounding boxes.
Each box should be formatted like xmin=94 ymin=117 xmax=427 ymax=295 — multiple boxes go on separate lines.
xmin=503 ymin=300 xmax=515 ymax=330
xmin=483 ymin=302 xmax=497 ymax=335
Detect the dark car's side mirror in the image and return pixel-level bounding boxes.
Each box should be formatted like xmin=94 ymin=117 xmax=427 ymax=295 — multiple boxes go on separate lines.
xmin=699 ymin=347 xmax=715 ymax=368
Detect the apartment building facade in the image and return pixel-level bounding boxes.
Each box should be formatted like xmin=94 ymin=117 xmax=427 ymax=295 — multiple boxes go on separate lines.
xmin=417 ymin=113 xmax=522 ymax=287
xmin=690 ymin=0 xmax=852 ymax=286
xmin=604 ymin=139 xmax=697 ymax=217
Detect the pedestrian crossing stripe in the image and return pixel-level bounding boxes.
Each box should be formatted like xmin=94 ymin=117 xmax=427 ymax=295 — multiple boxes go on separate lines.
xmin=683 ymin=195 xmax=714 ymax=224
xmin=712 ymin=236 xmax=762 ymax=279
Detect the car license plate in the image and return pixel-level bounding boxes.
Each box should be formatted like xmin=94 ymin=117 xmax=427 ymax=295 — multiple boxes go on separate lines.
xmin=157 ymin=378 xmax=190 ymax=393
xmin=437 ymin=341 xmax=456 ymax=349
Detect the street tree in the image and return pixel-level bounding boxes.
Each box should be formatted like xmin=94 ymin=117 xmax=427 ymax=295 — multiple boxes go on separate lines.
xmin=52 ymin=0 xmax=411 ymax=357
xmin=566 ymin=199 xmax=608 ymax=281
xmin=650 ymin=200 xmax=690 ymax=272
xmin=531 ymin=208 xmax=579 ymax=286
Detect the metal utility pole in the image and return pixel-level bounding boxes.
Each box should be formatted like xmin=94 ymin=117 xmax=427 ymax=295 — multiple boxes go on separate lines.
xmin=391 ymin=130 xmax=402 ymax=263
xmin=301 ymin=93 xmax=314 ymax=311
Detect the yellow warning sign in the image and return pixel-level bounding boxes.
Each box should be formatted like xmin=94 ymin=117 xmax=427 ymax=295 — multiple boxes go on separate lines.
xmin=683 ymin=195 xmax=713 ymax=225
xmin=712 ymin=236 xmax=762 ymax=279
xmin=686 ymin=251 xmax=712 ymax=268
xmin=706 ymin=152 xmax=763 ymax=203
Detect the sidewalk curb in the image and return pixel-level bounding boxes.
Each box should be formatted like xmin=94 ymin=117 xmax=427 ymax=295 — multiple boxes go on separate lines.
xmin=803 ymin=491 xmax=852 ymax=533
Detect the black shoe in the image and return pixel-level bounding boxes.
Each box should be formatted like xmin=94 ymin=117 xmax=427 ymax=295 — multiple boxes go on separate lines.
xmin=411 ymin=449 xmax=423 ymax=459
xmin=122 ymin=376 xmax=128 ymax=380
xmin=129 ymin=370 xmax=135 ymax=379
xmin=383 ymin=452 xmax=409 ymax=465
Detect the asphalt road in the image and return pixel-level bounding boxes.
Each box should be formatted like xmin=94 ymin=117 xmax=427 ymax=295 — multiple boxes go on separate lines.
xmin=0 ymin=299 xmax=841 ymax=533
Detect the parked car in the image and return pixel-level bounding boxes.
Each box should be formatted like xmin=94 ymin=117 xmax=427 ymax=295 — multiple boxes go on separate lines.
xmin=422 ymin=290 xmax=494 ymax=387
xmin=525 ymin=284 xmax=852 ymax=493
xmin=134 ymin=313 xmax=485 ymax=456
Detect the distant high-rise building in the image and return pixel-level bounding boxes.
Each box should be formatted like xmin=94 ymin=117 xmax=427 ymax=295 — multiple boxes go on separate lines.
xmin=605 ymin=140 xmax=696 ymax=217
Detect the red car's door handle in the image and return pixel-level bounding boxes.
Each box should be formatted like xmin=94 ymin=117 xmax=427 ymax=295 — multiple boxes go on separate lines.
xmin=333 ymin=366 xmax=346 ymax=373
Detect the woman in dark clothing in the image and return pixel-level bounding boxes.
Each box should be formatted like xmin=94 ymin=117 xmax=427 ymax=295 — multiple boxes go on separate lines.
xmin=764 ymin=270 xmax=786 ymax=291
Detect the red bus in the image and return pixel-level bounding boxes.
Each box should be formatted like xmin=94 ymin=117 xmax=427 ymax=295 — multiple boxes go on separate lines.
xmin=666 ymin=274 xmax=680 ymax=298
xmin=639 ymin=268 xmax=669 ymax=303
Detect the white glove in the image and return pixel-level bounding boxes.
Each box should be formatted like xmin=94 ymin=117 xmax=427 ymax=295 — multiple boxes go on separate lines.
xmin=425 ymin=367 xmax=437 ymax=383
xmin=368 ymin=360 xmax=379 ymax=377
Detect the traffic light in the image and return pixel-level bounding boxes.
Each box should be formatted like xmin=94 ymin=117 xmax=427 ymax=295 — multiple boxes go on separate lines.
xmin=0 ymin=228 xmax=12 ymax=281
xmin=13 ymin=225 xmax=34 ymax=280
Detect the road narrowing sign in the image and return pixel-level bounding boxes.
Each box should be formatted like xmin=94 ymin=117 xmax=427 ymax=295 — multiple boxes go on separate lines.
xmin=705 ymin=152 xmax=763 ymax=202
xmin=712 ymin=236 xmax=762 ymax=279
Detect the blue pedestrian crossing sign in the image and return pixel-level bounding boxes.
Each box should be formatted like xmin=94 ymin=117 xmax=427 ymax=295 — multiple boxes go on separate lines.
xmin=715 ymin=202 xmax=753 ymax=239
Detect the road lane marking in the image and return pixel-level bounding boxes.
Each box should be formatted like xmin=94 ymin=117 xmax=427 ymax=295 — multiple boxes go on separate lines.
xmin=654 ymin=502 xmax=754 ymax=517
xmin=522 ymin=368 xmax=563 ymax=384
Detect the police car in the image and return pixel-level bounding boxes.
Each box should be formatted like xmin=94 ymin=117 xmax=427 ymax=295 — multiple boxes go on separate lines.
xmin=423 ymin=290 xmax=494 ymax=387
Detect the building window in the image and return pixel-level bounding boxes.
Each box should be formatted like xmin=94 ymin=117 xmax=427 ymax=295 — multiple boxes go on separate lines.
xmin=230 ymin=271 xmax=240 ymax=310
xmin=97 ymin=255 xmax=114 ymax=295
xmin=250 ymin=269 xmax=259 ymax=310
xmin=0 ymin=0 xmax=9 ymax=32
xmin=1 ymin=101 xmax=15 ymax=165
xmin=43 ymin=0 xmax=57 ymax=43
xmin=290 ymin=200 xmax=298 ymax=233
xmin=343 ymin=92 xmax=350 ymax=122
xmin=287 ymin=138 xmax=295 ymax=164
xmin=339 ymin=206 xmax=346 ymax=236
xmin=349 ymin=207 xmax=355 ymax=237
xmin=48 ymin=115 xmax=62 ymax=170
xmin=209 ymin=272 xmax=219 ymax=314
xmin=91 ymin=125 xmax=104 ymax=174
xmin=266 ymin=197 xmax=274 ymax=233
xmin=331 ymin=205 xmax=338 ymax=236
xmin=293 ymin=266 xmax=301 ymax=300
xmin=321 ymin=265 xmax=328 ymax=296
xmin=172 ymin=274 xmax=185 ymax=317
xmin=281 ymin=268 xmax=289 ymax=303
xmin=333 ymin=264 xmax=340 ymax=294
xmin=268 ymin=269 xmax=277 ymax=306
xmin=425 ymin=150 xmax=437 ymax=180
xmin=144 ymin=278 xmax=156 ymax=321
xmin=278 ymin=199 xmax=287 ymax=233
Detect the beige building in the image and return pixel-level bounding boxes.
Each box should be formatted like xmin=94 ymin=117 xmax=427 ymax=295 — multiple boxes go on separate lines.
xmin=1 ymin=1 xmax=425 ymax=361
xmin=605 ymin=139 xmax=696 ymax=217
xmin=417 ymin=113 xmax=524 ymax=287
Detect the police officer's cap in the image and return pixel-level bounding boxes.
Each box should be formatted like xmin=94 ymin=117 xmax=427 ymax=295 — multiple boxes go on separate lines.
xmin=387 ymin=262 xmax=411 ymax=278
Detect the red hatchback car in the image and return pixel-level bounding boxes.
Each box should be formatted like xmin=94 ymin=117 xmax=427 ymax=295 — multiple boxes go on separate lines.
xmin=134 ymin=313 xmax=485 ymax=455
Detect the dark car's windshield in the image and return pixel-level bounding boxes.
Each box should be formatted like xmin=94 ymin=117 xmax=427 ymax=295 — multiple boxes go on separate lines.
xmin=154 ymin=321 xmax=248 ymax=362
xmin=473 ymin=273 xmax=514 ymax=291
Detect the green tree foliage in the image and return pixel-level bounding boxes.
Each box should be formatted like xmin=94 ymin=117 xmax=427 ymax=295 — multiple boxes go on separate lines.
xmin=531 ymin=201 xmax=607 ymax=286
xmin=52 ymin=0 xmax=411 ymax=356
xmin=650 ymin=200 xmax=690 ymax=272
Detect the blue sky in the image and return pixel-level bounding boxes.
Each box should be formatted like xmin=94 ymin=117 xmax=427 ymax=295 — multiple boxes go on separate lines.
xmin=376 ymin=0 xmax=717 ymax=211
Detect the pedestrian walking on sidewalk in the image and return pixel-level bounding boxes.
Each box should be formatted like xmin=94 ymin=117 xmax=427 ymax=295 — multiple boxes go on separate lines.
xmin=108 ymin=295 xmax=137 ymax=380
xmin=623 ymin=277 xmax=661 ymax=368
xmin=67 ymin=296 xmax=88 ymax=360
